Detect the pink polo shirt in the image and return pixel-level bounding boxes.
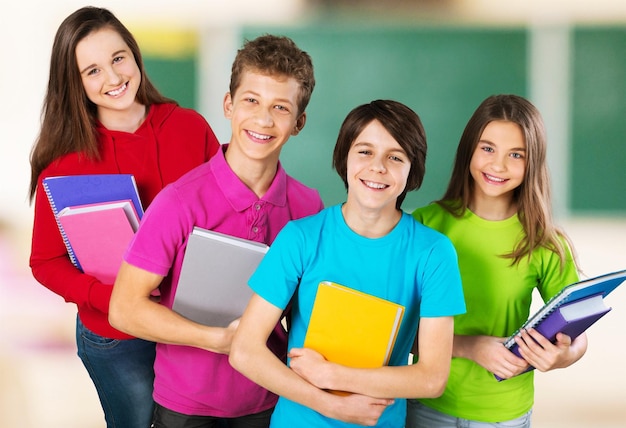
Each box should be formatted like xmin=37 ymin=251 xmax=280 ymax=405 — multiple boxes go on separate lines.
xmin=124 ymin=145 xmax=323 ymax=417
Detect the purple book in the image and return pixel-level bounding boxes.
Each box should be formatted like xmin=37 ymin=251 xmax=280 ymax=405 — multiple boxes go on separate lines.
xmin=508 ymin=293 xmax=611 ymax=359
xmin=495 ymin=269 xmax=626 ymax=381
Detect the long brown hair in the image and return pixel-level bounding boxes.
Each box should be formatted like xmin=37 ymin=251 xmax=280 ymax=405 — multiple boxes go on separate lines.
xmin=440 ymin=94 xmax=574 ymax=267
xmin=29 ymin=6 xmax=173 ymax=200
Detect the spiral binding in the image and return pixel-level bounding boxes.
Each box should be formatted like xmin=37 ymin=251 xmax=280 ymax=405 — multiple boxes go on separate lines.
xmin=43 ymin=181 xmax=83 ymax=271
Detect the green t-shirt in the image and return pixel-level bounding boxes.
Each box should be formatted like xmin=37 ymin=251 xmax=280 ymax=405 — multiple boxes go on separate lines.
xmin=412 ymin=203 xmax=579 ymax=422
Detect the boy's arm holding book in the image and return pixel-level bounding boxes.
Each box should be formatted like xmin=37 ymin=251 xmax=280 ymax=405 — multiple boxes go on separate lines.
xmin=288 ymin=316 xmax=454 ymax=399
xmin=230 ymin=293 xmax=394 ymax=426
xmin=109 ymin=261 xmax=236 ymax=354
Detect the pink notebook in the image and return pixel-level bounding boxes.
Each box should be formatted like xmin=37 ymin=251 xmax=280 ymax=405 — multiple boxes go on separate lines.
xmin=58 ymin=200 xmax=139 ymax=284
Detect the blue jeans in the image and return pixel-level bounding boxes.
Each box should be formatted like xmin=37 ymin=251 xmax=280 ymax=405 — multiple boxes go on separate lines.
xmin=406 ymin=399 xmax=532 ymax=428
xmin=76 ymin=315 xmax=156 ymax=428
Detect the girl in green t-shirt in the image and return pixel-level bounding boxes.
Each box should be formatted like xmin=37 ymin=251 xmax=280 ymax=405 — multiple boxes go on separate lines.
xmin=407 ymin=94 xmax=585 ymax=427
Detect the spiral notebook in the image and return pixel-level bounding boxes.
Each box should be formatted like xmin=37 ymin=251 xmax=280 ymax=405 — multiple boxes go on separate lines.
xmin=43 ymin=174 xmax=144 ymax=269
xmin=497 ymin=269 xmax=626 ymax=380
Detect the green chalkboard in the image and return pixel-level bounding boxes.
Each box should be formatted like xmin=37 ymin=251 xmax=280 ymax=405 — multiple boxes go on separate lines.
xmin=144 ymin=57 xmax=198 ymax=109
xmin=243 ymin=25 xmax=527 ymax=211
xmin=571 ymin=27 xmax=626 ymax=214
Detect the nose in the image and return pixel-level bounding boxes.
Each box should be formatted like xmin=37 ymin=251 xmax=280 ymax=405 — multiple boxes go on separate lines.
xmin=255 ymin=107 xmax=274 ymax=128
xmin=370 ymin=156 xmax=387 ymax=173
xmin=490 ymin=154 xmax=507 ymax=172
xmin=105 ymin=66 xmax=123 ymax=85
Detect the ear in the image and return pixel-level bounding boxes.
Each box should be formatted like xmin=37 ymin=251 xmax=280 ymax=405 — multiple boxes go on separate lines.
xmin=223 ymin=92 xmax=233 ymax=119
xmin=292 ymin=112 xmax=307 ymax=136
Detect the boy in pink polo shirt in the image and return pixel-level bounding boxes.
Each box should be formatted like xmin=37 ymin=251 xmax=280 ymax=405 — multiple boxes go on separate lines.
xmin=109 ymin=35 xmax=323 ymax=427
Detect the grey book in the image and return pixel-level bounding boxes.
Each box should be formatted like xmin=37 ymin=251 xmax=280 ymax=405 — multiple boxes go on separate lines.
xmin=172 ymin=226 xmax=269 ymax=327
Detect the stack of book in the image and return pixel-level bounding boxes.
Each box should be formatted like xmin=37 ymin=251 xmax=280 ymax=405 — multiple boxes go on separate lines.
xmin=43 ymin=174 xmax=144 ymax=284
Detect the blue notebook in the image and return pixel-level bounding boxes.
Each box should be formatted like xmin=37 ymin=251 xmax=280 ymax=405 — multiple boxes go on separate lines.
xmin=42 ymin=174 xmax=144 ymax=269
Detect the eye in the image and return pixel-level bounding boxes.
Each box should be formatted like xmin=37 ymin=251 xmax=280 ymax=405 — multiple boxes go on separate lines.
xmin=389 ymin=155 xmax=404 ymax=162
xmin=510 ymin=152 xmax=525 ymax=159
xmin=112 ymin=56 xmax=124 ymax=64
xmin=481 ymin=146 xmax=494 ymax=153
xmin=245 ymin=97 xmax=257 ymax=104
xmin=357 ymin=149 xmax=372 ymax=156
xmin=86 ymin=68 xmax=100 ymax=76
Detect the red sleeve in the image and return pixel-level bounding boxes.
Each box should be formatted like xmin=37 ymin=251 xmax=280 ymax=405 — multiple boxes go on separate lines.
xmin=29 ymin=174 xmax=112 ymax=314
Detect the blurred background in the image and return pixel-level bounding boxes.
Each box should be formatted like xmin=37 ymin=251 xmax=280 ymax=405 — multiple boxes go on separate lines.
xmin=1 ymin=1 xmax=625 ymax=427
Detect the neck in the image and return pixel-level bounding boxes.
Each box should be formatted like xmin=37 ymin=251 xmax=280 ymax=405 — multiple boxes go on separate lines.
xmin=224 ymin=145 xmax=278 ymax=198
xmin=469 ymin=194 xmax=517 ymax=221
xmin=98 ymin=102 xmax=147 ymax=133
xmin=341 ymin=202 xmax=401 ymax=238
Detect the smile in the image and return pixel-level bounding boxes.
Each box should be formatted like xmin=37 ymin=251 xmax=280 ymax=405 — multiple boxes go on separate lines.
xmin=362 ymin=180 xmax=388 ymax=189
xmin=106 ymin=83 xmax=128 ymax=96
xmin=247 ymin=130 xmax=272 ymax=141
xmin=483 ymin=173 xmax=507 ymax=183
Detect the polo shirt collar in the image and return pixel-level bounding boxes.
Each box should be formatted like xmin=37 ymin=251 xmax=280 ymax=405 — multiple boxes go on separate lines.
xmin=211 ymin=144 xmax=287 ymax=212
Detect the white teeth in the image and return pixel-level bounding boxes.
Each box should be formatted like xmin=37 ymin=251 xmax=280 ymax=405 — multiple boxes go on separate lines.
xmin=364 ymin=180 xmax=386 ymax=189
xmin=107 ymin=83 xmax=127 ymax=96
xmin=249 ymin=130 xmax=271 ymax=140
xmin=485 ymin=174 xmax=505 ymax=182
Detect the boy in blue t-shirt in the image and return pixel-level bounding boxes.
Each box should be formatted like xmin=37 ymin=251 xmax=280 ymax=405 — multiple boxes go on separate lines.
xmin=230 ymin=100 xmax=466 ymax=427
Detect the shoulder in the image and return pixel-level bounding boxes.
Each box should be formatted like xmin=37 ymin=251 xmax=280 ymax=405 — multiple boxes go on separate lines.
xmin=402 ymin=212 xmax=456 ymax=251
xmin=150 ymin=103 xmax=210 ymax=129
xmin=284 ymin=174 xmax=324 ymax=215
xmin=285 ymin=174 xmax=322 ymax=199
xmin=39 ymin=152 xmax=108 ymax=179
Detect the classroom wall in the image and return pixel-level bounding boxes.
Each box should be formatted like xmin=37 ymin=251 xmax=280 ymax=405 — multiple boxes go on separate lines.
xmin=145 ymin=20 xmax=625 ymax=215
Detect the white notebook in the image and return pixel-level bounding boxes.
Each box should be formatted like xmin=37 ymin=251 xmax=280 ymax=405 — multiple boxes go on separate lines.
xmin=172 ymin=226 xmax=269 ymax=327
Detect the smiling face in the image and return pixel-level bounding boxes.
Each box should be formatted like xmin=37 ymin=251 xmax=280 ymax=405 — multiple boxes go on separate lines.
xmin=75 ymin=27 xmax=142 ymax=123
xmin=345 ymin=119 xmax=411 ymax=217
xmin=469 ymin=120 xmax=527 ymax=209
xmin=223 ymin=70 xmax=305 ymax=167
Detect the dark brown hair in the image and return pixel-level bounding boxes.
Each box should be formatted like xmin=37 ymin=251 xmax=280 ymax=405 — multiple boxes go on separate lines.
xmin=333 ymin=100 xmax=427 ymax=210
xmin=29 ymin=6 xmax=173 ymax=200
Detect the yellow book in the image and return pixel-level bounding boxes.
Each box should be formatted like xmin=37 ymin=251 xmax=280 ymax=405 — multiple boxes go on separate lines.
xmin=303 ymin=281 xmax=405 ymax=368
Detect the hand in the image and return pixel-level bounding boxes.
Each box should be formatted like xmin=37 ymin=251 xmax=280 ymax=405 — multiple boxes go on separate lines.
xmin=288 ymin=347 xmax=332 ymax=389
xmin=514 ymin=328 xmax=576 ymax=372
xmin=467 ymin=335 xmax=529 ymax=380
xmin=325 ymin=392 xmax=394 ymax=426
xmin=211 ymin=318 xmax=240 ymax=355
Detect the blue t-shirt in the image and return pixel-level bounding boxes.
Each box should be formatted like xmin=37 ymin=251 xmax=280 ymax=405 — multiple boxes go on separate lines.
xmin=249 ymin=204 xmax=466 ymax=427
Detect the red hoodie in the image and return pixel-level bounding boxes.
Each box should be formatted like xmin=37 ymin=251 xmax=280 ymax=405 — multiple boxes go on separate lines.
xmin=30 ymin=103 xmax=220 ymax=339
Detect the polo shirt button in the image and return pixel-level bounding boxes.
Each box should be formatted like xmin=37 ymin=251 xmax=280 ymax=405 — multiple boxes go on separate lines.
xmin=253 ymin=227 xmax=259 ymax=233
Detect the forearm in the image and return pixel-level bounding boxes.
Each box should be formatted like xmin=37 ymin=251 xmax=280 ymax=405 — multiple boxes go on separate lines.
xmin=232 ymin=341 xmax=336 ymax=413
xmin=323 ymin=362 xmax=448 ymax=399
xmin=110 ymin=296 xmax=229 ymax=352
xmin=109 ymin=262 xmax=232 ymax=353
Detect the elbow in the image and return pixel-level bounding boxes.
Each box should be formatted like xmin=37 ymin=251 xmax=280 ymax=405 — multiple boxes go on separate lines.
xmin=229 ymin=338 xmax=254 ymax=378
xmin=228 ymin=342 xmax=246 ymax=374
xmin=108 ymin=298 xmax=130 ymax=334
xmin=429 ymin=379 xmax=447 ymax=398
xmin=422 ymin=371 xmax=449 ymax=398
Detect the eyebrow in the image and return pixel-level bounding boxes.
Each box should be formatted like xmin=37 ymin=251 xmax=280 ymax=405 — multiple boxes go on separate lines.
xmin=479 ymin=139 xmax=526 ymax=152
xmin=239 ymin=89 xmax=295 ymax=106
xmin=79 ymin=49 xmax=128 ymax=75
xmin=353 ymin=141 xmax=407 ymax=155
